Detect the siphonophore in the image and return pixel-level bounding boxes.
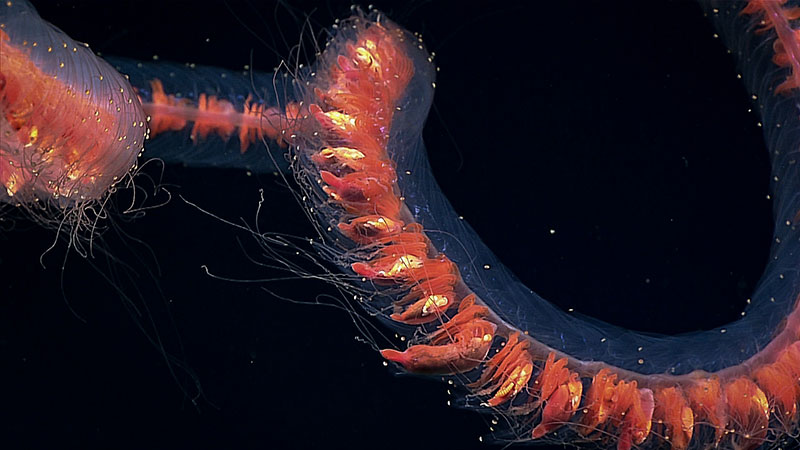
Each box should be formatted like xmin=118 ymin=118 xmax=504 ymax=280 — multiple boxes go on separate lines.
xmin=265 ymin=2 xmax=800 ymax=449
xmin=1 ymin=1 xmax=799 ymax=450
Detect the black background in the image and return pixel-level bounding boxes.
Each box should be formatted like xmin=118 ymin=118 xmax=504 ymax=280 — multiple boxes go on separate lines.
xmin=1 ymin=1 xmax=775 ymax=449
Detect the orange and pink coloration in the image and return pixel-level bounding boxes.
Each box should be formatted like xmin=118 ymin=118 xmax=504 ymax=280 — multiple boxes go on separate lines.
xmin=1 ymin=1 xmax=799 ymax=449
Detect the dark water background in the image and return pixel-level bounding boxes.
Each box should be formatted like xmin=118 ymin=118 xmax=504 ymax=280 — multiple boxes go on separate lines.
xmin=1 ymin=1 xmax=773 ymax=449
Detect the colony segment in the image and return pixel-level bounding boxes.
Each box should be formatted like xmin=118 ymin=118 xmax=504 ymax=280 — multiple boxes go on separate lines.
xmin=741 ymin=0 xmax=800 ymax=94
xmin=286 ymin=6 xmax=800 ymax=450
xmin=142 ymin=79 xmax=289 ymax=153
xmin=1 ymin=0 xmax=293 ymax=210
xmin=0 ymin=0 xmax=145 ymax=206
xmin=109 ymin=57 xmax=302 ymax=171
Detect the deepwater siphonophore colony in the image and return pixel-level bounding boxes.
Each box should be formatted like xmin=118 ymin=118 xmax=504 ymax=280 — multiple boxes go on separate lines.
xmin=1 ymin=1 xmax=799 ymax=449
